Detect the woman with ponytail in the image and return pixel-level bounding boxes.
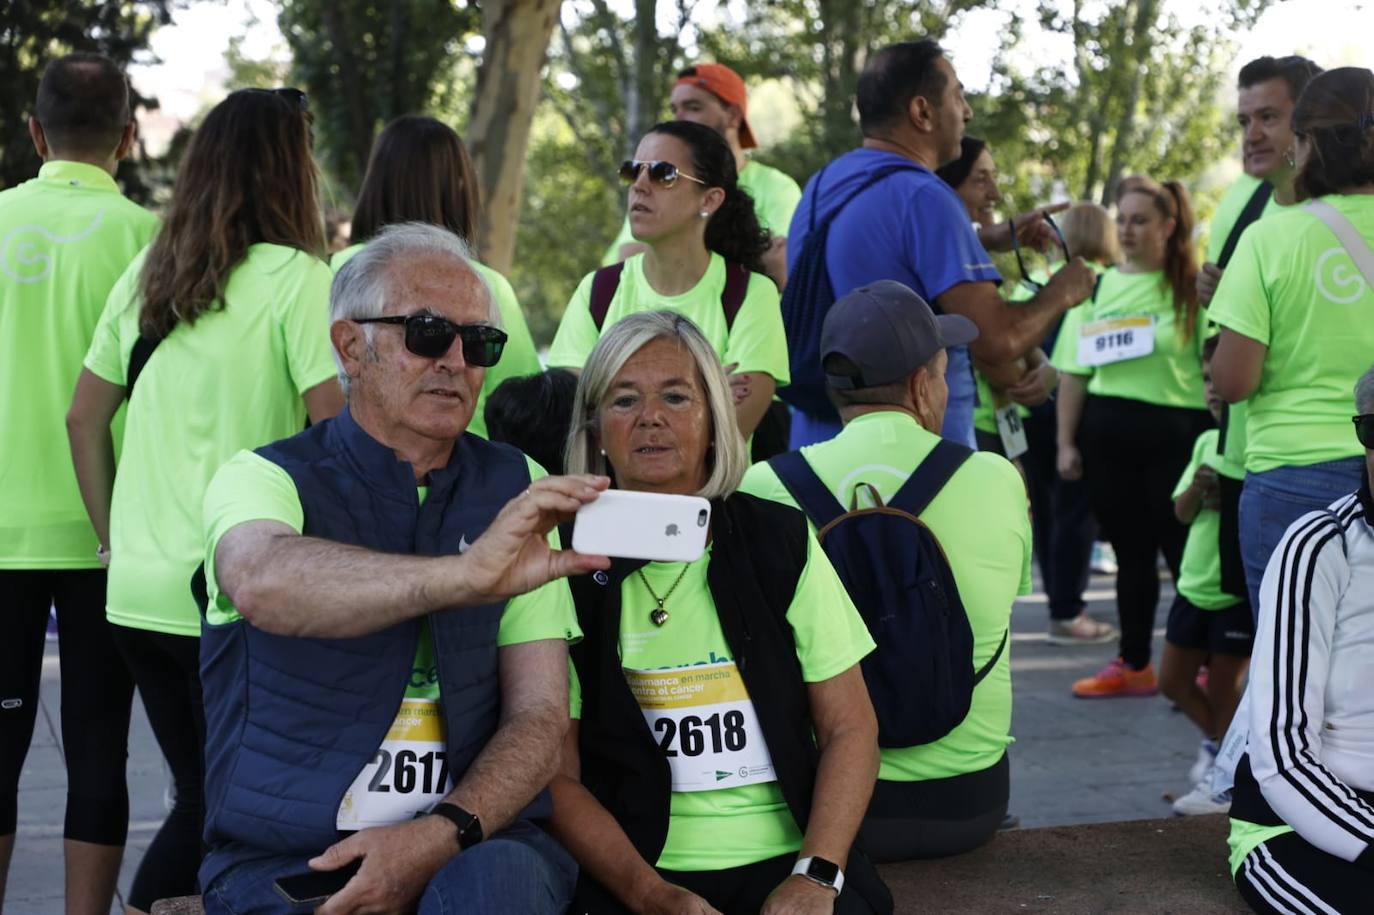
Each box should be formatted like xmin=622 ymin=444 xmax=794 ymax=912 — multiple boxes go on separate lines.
xmin=1053 ymin=175 xmax=1212 ymax=699
xmin=547 ymin=120 xmax=787 ymax=438
xmin=1210 ymin=67 xmax=1374 ymax=617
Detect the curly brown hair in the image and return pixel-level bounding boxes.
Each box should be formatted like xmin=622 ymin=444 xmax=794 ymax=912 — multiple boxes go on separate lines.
xmin=138 ymin=89 xmax=323 ymax=339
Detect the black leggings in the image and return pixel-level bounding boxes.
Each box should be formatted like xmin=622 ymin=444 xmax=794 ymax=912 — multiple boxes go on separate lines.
xmin=0 ymin=569 xmax=134 ymax=844
xmin=1234 ymin=830 xmax=1370 ymax=914
xmin=1079 ymin=395 xmax=1211 ymax=669
xmin=109 ymin=624 xmax=205 ymax=910
xmin=858 ymin=752 xmax=1009 ymax=862
xmin=1024 ymin=409 xmax=1098 ymax=622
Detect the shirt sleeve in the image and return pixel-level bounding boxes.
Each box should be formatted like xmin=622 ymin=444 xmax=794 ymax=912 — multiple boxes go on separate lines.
xmin=1050 ymin=303 xmax=1091 ymax=377
xmin=201 ymin=450 xmax=304 ymax=624
xmin=758 ymin=175 xmax=802 ymax=237
xmin=497 ymin=456 xmax=583 ymax=646
xmin=276 ymin=257 xmax=340 ymax=395
xmin=569 ymin=659 xmax=582 ymax=720
xmin=546 ymin=271 xmax=600 ymax=370
xmin=913 ymin=184 xmax=1002 ymax=301
xmin=1247 ymin=507 xmax=1374 ymax=864
xmin=1206 ymin=229 xmax=1272 ymax=346
xmin=83 ymin=260 xmax=141 ymax=385
xmin=721 ymin=272 xmax=790 ymax=384
xmin=1171 ymin=434 xmax=1210 ymax=502
xmin=786 ymin=530 xmax=876 ymax=682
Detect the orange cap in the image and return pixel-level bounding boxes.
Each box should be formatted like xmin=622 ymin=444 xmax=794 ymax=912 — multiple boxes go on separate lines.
xmin=674 ymin=63 xmax=756 ymax=149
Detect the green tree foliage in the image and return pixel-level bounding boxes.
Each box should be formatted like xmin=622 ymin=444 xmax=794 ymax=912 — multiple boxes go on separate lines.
xmin=0 ymin=0 xmax=175 ymax=199
xmin=276 ymin=0 xmax=480 ymax=194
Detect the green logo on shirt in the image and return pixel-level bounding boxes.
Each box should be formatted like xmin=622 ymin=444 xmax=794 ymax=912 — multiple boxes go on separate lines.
xmin=715 ymin=770 xmax=732 ymax=781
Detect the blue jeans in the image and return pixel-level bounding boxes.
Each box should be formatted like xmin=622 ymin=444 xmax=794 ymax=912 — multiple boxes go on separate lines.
xmin=1239 ymin=457 xmax=1365 ymax=619
xmin=203 ymin=820 xmax=576 ymax=915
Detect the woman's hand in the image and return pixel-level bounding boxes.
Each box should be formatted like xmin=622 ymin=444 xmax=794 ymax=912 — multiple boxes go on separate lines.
xmin=1057 ymin=443 xmax=1083 ymax=481
xmin=760 ymin=875 xmax=837 ymax=915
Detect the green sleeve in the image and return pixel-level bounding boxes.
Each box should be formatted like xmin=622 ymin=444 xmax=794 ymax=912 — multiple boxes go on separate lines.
xmin=498 ymin=456 xmax=584 ymax=646
xmin=785 ymin=531 xmax=876 ymax=683
xmin=737 ymin=462 xmax=794 ymax=508
xmin=569 ymin=659 xmax=582 ymax=720
xmin=545 ymin=271 xmax=600 ymax=370
xmin=600 ymin=215 xmax=636 ymax=267
xmin=721 ymin=272 xmax=791 ymax=384
xmin=758 ymin=175 xmax=802 ymax=236
xmin=1050 ymin=303 xmax=1091 ymax=377
xmin=277 ymin=258 xmax=340 ymax=395
xmin=83 ymin=259 xmax=140 ymax=385
xmin=1207 ymin=230 xmax=1272 ymax=346
xmin=1171 ymin=433 xmax=1211 ymax=503
xmin=201 ymin=450 xmax=304 ymax=625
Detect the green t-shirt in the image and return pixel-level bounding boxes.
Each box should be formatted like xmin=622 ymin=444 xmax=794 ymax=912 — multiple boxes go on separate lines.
xmin=1171 ymin=429 xmax=1245 ymax=611
xmin=330 ymin=244 xmax=541 ymax=439
xmin=1206 ymin=175 xmax=1286 ymax=475
xmin=1208 ymin=195 xmax=1374 ymax=473
xmin=568 ymin=534 xmax=873 ymax=872
xmin=1051 ymin=268 xmax=1206 ymax=411
xmin=85 ymin=244 xmax=338 ymax=636
xmin=547 ymin=253 xmax=789 ymax=385
xmin=738 ymin=411 xmax=1031 ymax=782
xmin=600 ymin=159 xmax=802 ymax=265
xmin=0 ymin=161 xmax=158 ymax=568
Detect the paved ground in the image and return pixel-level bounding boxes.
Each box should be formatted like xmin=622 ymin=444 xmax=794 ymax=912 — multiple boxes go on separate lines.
xmin=7 ymin=572 xmax=1209 ymax=912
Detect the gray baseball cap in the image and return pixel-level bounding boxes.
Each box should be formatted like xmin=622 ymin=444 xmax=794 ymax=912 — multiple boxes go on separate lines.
xmin=821 ymin=280 xmax=980 ymax=390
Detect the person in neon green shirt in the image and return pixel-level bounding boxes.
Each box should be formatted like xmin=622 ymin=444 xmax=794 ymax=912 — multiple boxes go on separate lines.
xmin=0 ymin=52 xmax=157 ymax=915
xmin=549 ymin=120 xmax=788 ymax=441
xmin=1054 ymin=176 xmax=1212 ymax=700
xmin=65 ymin=88 xmax=345 ymax=912
xmin=741 ymin=281 xmax=1030 ymax=862
xmin=601 ymin=62 xmax=801 ymax=290
xmin=550 ymin=312 xmax=892 ymax=914
xmin=331 ymin=115 xmax=541 ymax=439
xmin=1210 ymin=68 xmax=1374 ymax=636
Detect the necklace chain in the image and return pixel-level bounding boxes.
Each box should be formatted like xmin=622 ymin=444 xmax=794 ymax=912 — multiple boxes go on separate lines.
xmin=636 ymin=564 xmax=690 ymax=626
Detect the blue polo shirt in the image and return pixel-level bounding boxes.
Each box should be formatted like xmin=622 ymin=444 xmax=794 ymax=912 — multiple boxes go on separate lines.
xmin=787 ymin=148 xmax=1001 ymax=448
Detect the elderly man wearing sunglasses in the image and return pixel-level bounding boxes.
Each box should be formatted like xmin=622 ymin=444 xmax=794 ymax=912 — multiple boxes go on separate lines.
xmin=194 ymin=222 xmax=612 ymax=913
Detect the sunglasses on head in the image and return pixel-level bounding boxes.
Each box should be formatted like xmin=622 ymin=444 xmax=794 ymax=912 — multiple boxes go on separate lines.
xmin=619 ymin=160 xmax=707 ymax=189
xmin=249 ymin=87 xmax=310 ymax=110
xmin=354 ymin=314 xmax=507 ymax=365
xmin=1012 ymin=212 xmax=1072 ymax=292
xmin=1355 ymin=414 xmax=1374 ymax=449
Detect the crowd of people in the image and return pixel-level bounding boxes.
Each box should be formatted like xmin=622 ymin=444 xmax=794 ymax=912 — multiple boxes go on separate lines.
xmin=1 ymin=34 xmax=1372 ymax=915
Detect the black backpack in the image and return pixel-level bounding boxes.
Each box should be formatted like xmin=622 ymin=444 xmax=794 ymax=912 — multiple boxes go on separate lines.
xmin=768 ymin=440 xmax=1007 ymax=748
xmin=777 ymin=162 xmax=921 ymax=422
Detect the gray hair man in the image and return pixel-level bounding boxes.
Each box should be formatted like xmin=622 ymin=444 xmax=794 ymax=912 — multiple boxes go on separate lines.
xmin=196 ymin=222 xmax=609 ymax=911
xmin=741 ymin=280 xmax=1033 ymax=862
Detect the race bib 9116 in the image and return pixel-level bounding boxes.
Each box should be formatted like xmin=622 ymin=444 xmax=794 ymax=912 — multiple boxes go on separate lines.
xmin=1078 ymin=315 xmax=1155 ymax=367
xmin=624 ymin=661 xmax=777 ymax=792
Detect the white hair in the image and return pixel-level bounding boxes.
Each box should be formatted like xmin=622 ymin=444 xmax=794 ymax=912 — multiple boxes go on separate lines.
xmin=565 ymin=311 xmax=749 ymax=500
xmin=328 ymin=222 xmax=500 ymax=391
xmin=1357 ymin=363 xmax=1374 ymax=415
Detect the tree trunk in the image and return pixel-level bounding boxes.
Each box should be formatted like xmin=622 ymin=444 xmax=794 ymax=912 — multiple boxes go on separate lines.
xmin=627 ymin=0 xmax=658 ymax=148
xmin=321 ymin=3 xmax=375 ymax=187
xmin=1100 ymin=0 xmax=1158 ymax=204
xmin=468 ymin=0 xmax=561 ymax=274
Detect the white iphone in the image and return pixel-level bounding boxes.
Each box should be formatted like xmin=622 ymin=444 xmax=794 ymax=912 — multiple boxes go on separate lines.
xmin=572 ymin=490 xmax=711 ymax=562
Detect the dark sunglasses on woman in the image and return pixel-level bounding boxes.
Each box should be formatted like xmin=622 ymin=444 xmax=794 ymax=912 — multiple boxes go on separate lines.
xmin=1354 ymin=413 xmax=1374 ymax=450
xmin=354 ymin=314 xmax=507 ymax=365
xmin=618 ymin=160 xmax=707 ymax=189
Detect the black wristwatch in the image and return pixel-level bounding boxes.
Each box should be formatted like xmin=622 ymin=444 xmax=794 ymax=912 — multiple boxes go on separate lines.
xmin=430 ymin=802 xmax=483 ymax=850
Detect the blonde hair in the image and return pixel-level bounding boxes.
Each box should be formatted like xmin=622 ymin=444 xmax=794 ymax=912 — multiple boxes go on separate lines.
xmin=566 ymin=312 xmax=748 ymax=499
xmin=1058 ymin=202 xmax=1120 ymax=266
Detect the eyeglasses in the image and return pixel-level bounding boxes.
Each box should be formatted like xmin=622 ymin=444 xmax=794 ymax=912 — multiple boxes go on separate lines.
xmin=354 ymin=314 xmax=507 ymax=365
xmin=1012 ymin=212 xmax=1071 ymax=292
xmin=619 ymin=160 xmax=707 ymax=189
xmin=1354 ymin=414 xmax=1374 ymax=449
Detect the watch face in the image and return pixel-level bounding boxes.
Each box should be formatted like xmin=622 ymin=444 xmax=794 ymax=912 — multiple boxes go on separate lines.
xmin=807 ymin=857 xmax=840 ymax=885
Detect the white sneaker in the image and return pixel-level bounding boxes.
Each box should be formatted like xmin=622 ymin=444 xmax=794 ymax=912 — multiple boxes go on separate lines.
xmin=1173 ymin=776 xmax=1231 ymax=816
xmin=1188 ymin=739 xmax=1218 ymax=786
xmin=1091 ymin=542 xmax=1118 ymax=575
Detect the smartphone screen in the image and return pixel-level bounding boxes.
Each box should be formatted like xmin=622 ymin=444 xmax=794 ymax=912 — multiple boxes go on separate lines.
xmin=273 ymin=860 xmax=362 ymax=905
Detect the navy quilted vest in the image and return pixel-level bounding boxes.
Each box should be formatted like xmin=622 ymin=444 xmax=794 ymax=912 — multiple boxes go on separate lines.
xmin=200 ymin=408 xmax=540 ymax=881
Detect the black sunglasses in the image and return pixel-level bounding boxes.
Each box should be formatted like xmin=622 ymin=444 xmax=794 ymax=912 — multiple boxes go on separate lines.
xmin=354 ymin=314 xmax=507 ymax=365
xmin=619 ymin=159 xmax=707 ymax=189
xmin=1012 ymin=212 xmax=1072 ymax=292
xmin=1355 ymin=414 xmax=1374 ymax=449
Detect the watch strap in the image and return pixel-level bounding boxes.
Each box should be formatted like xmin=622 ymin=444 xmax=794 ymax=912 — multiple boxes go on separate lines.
xmin=430 ymin=802 xmax=483 ymax=850
xmin=791 ymin=855 xmax=844 ymax=894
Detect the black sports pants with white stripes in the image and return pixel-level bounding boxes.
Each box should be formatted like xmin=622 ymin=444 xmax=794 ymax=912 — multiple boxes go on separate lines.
xmin=1235 ymin=831 xmax=1368 ymax=914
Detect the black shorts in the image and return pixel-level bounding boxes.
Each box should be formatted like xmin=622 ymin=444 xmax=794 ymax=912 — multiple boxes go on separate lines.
xmin=1166 ymin=592 xmax=1254 ymax=657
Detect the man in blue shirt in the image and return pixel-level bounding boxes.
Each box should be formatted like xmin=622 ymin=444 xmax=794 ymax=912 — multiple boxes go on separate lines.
xmin=787 ymin=40 xmax=1095 ymax=448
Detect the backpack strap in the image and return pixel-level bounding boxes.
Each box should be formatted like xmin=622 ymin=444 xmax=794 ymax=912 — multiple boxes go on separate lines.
xmin=972 ymin=628 xmax=1008 ymax=686
xmin=887 ymin=439 xmax=973 ymax=518
xmin=720 ymin=261 xmax=750 ymax=330
xmin=812 ymin=163 xmax=922 ymax=235
xmin=1216 ymin=180 xmax=1273 ymax=269
xmin=767 ymin=451 xmax=847 ymax=531
xmin=125 ymin=334 xmax=162 ymax=400
xmin=1305 ymin=199 xmax=1374 ymax=291
xmin=589 ymin=262 xmax=627 ymax=331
